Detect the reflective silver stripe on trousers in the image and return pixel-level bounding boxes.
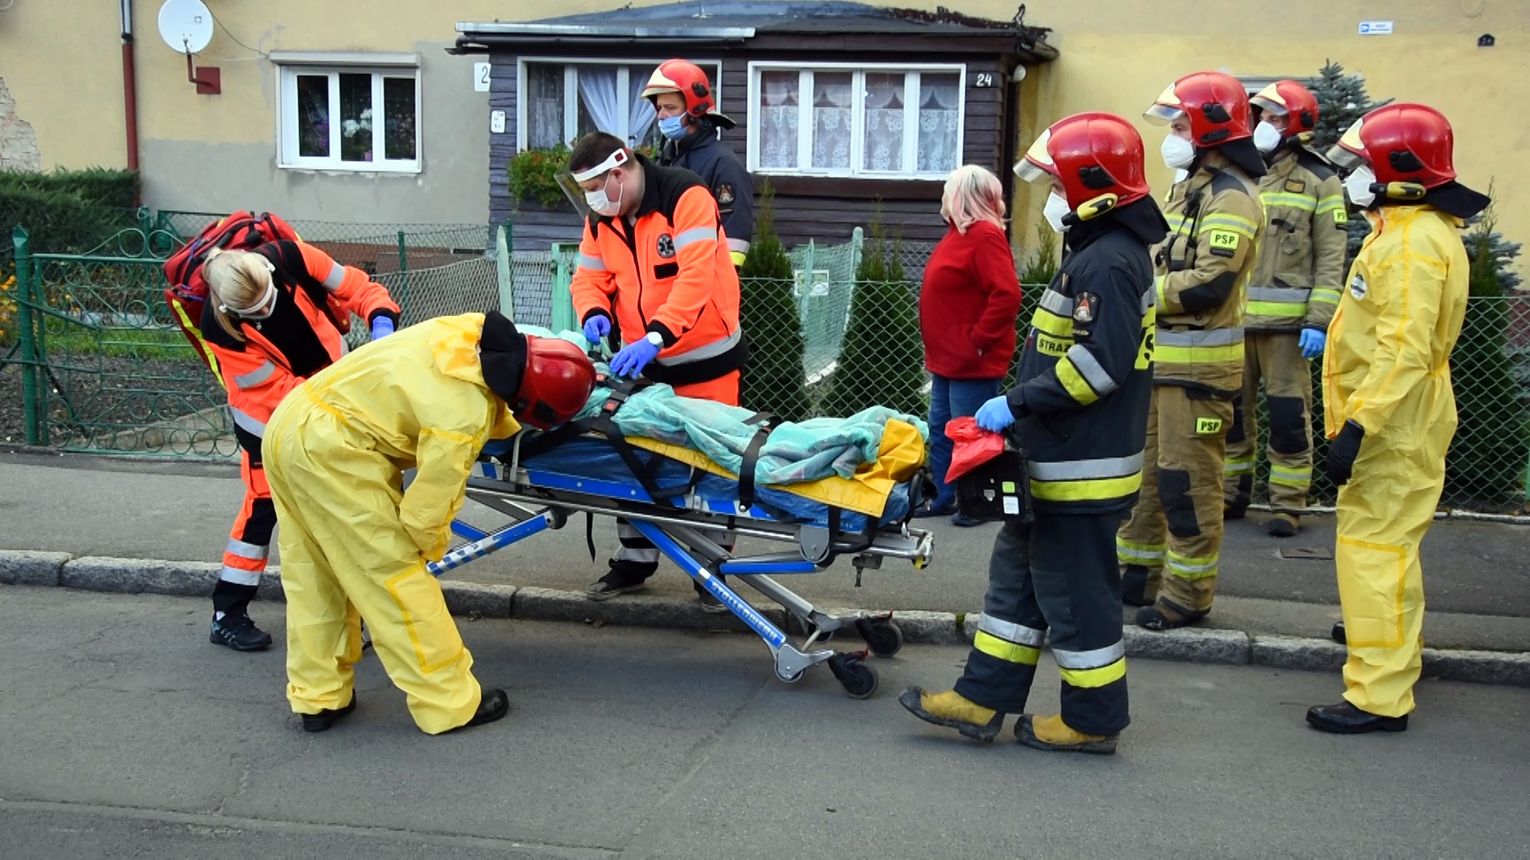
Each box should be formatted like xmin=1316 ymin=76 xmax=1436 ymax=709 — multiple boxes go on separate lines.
xmin=727 ymin=238 xmax=751 ymax=254
xmin=218 ymin=566 xmax=262 ymax=586
xmin=233 ymin=361 xmax=277 ymax=389
xmin=1052 ymin=641 xmax=1126 ymax=669
xmin=673 ymin=226 xmax=718 ymax=251
xmin=321 ymin=261 xmax=346 ymax=291
xmin=1064 ymin=344 xmax=1118 ymax=396
xmin=654 ymin=327 xmax=743 ymax=367
xmin=1247 ymin=286 xmax=1311 ymax=303
xmin=1028 ymin=452 xmax=1144 ymax=481
xmin=577 ymin=254 xmax=607 ymax=271
xmin=1039 ymin=289 xmax=1073 ymax=317
xmin=229 ymin=407 xmax=267 ymax=438
xmin=978 ymin=613 xmax=1046 ymax=647
xmin=225 ymin=538 xmax=269 ymax=560
xmin=1156 ymin=328 xmax=1244 ymax=347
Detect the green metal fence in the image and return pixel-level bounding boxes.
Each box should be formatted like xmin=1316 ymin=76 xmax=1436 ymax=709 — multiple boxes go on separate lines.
xmin=3 ymin=214 xmax=1528 ymax=511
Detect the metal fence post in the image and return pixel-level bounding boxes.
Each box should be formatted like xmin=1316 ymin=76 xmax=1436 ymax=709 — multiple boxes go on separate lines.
xmin=395 ymin=230 xmax=410 ymax=316
xmin=849 ymin=226 xmax=864 ymax=277
xmin=495 ymin=222 xmax=514 ymax=317
xmin=11 ymin=227 xmax=40 ymax=445
xmin=550 ymin=243 xmax=576 ymax=333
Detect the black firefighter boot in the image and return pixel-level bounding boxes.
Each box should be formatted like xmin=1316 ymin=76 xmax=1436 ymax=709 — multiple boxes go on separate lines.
xmin=210 ymin=581 xmax=274 ymax=652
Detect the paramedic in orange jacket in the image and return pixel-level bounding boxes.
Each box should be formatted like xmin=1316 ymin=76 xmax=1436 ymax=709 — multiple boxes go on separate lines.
xmin=567 ymin=131 xmax=747 ymax=608
xmin=198 ymin=240 xmax=399 ymax=652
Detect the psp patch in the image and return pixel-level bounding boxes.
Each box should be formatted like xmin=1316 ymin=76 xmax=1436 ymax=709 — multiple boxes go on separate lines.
xmin=1206 ymin=229 xmax=1240 ymax=258
xmin=1349 ymin=271 xmax=1368 ymax=300
xmin=1072 ymin=291 xmax=1101 ymax=325
xmin=656 ymin=233 xmax=676 ymax=259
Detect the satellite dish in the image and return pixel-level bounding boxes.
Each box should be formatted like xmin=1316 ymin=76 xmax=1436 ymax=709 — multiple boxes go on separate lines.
xmin=157 ymin=0 xmax=214 ymax=54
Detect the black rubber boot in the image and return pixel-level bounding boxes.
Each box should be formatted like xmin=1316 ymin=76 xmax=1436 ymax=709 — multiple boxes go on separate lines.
xmin=1306 ymin=701 xmax=1408 ymax=734
xmin=302 ymin=694 xmax=357 ymax=733
xmin=443 ymin=689 xmax=510 ymax=734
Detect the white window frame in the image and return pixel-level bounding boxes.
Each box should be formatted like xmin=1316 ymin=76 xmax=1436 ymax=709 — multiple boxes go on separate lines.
xmin=746 ymin=61 xmax=966 ymax=180
xmin=275 ymin=54 xmax=422 ymax=174
xmin=516 ymin=57 xmax=724 ymax=151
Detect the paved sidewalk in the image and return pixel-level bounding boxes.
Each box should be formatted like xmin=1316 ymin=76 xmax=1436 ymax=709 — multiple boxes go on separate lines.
xmin=5 ymin=447 xmax=1528 ymax=653
xmin=3 ymin=587 xmax=1529 ymax=857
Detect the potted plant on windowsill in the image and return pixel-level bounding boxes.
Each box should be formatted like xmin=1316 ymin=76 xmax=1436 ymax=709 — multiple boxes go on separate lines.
xmin=507 ymin=144 xmax=573 ymax=212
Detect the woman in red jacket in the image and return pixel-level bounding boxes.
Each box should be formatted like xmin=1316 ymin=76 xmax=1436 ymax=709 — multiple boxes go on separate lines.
xmin=199 ymin=240 xmax=400 ymax=652
xmin=916 ymin=165 xmax=1023 ymax=524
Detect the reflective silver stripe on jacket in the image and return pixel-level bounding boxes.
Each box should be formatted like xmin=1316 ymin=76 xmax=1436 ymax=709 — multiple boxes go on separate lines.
xmin=978 ymin=613 xmax=1045 ymax=647
xmin=654 ymin=327 xmax=743 ymax=366
xmin=1039 ymin=288 xmax=1073 ymax=317
xmin=1064 ymin=345 xmax=1118 ymax=396
xmin=229 ymin=407 xmax=267 ymax=438
xmin=233 ymin=361 xmax=277 ymax=389
xmin=1028 ymin=452 xmax=1144 ymax=481
xmin=1247 ymin=286 xmax=1311 ymax=303
xmin=321 ymin=261 xmax=346 ymax=291
xmin=1052 ymin=641 xmax=1126 ymax=669
xmin=577 ymin=253 xmax=607 ymax=271
xmin=727 ymin=238 xmax=751 ymax=254
xmin=673 ymin=227 xmax=718 ymax=252
xmin=1155 ymin=328 xmax=1244 ymax=347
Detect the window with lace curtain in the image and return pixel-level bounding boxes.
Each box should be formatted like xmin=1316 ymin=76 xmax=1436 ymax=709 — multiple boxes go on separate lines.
xmin=518 ymin=59 xmax=722 ymax=151
xmin=748 ymin=63 xmax=963 ymax=178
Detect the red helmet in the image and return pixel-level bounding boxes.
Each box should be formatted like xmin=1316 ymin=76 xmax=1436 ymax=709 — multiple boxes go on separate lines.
xmin=1250 ymin=80 xmax=1318 ymax=137
xmin=1144 ymin=71 xmax=1253 ymax=147
xmin=1329 ymin=103 xmax=1456 ymax=188
xmin=515 ymin=336 xmax=598 ymax=430
xmin=1015 ymin=112 xmax=1150 ymax=212
xmin=641 ymin=60 xmax=717 ymax=118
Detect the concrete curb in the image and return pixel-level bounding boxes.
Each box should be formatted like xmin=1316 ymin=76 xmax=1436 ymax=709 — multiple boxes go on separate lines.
xmin=6 ymin=549 xmax=1528 ymax=687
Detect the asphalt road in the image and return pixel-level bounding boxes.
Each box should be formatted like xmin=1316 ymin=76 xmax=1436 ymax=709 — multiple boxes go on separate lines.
xmin=2 ymin=586 xmax=1528 ymax=858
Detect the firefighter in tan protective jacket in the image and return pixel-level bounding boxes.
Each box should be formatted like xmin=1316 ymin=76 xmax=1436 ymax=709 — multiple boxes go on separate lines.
xmin=1117 ymin=71 xmax=1267 ymax=630
xmin=1223 ymin=80 xmax=1349 ymax=536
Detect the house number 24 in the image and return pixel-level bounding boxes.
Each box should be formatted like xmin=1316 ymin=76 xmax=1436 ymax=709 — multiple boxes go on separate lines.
xmin=973 ymin=73 xmax=994 ymax=88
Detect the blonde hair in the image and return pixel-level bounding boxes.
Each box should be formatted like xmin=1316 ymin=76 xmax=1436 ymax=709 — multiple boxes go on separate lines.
xmin=202 ymin=248 xmax=274 ymax=342
xmin=940 ymin=164 xmax=1007 ymax=234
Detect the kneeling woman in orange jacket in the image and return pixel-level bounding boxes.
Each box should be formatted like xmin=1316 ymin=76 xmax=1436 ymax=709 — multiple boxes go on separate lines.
xmin=199 ymin=240 xmax=399 ymax=652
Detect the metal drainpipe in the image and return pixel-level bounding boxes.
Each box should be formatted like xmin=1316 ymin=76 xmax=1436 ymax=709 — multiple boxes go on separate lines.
xmin=120 ymin=0 xmax=141 ymax=179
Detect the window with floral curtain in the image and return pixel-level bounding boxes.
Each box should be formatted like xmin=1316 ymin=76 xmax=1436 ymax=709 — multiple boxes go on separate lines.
xmin=759 ymin=70 xmax=799 ymax=170
xmin=917 ymin=73 xmax=961 ymax=174
xmin=863 ymin=72 xmax=904 ymax=173
xmin=280 ymin=64 xmax=420 ymax=172
xmin=520 ymin=60 xmax=719 ymax=151
xmin=750 ymin=64 xmax=964 ymax=178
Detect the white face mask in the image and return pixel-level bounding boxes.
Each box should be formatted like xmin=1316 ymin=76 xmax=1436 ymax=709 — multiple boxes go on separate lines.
xmin=1344 ymin=164 xmax=1378 ymax=209
xmin=1253 ymin=120 xmax=1283 ymax=154
xmin=1160 ymin=133 xmax=1196 ymax=170
xmin=584 ymin=172 xmax=624 ymax=217
xmin=1172 ymin=168 xmax=1190 ymax=185
xmin=1042 ymin=190 xmax=1072 ymax=233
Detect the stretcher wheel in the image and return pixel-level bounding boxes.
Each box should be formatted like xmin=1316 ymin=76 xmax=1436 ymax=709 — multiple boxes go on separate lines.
xmin=856 ymin=618 xmax=903 ymax=658
xmin=828 ymin=654 xmax=878 ymax=699
xmin=775 ymin=665 xmax=805 ymax=684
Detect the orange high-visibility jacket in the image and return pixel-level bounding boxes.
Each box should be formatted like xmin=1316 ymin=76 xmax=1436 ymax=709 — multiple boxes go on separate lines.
xmin=571 ymin=155 xmax=746 ymax=387
xmin=200 ymin=239 xmax=400 ymax=455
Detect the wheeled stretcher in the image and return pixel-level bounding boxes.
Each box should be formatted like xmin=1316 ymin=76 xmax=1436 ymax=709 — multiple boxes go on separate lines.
xmin=428 ymin=432 xmax=935 ymax=698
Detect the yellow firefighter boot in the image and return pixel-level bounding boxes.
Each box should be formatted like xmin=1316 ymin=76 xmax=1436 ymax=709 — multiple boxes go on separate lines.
xmin=897 ymin=686 xmax=1005 ymax=742
xmin=1015 ymin=713 xmax=1119 ymax=755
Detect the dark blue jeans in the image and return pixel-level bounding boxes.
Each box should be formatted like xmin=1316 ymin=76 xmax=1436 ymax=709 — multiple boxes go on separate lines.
xmin=928 ymin=375 xmax=1002 ymax=509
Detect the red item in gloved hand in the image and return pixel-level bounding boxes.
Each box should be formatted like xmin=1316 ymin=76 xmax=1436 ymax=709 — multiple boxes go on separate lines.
xmin=944 ymin=416 xmax=1008 ymax=484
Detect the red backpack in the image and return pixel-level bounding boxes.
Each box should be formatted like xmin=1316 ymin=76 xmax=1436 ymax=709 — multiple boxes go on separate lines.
xmin=163 ymin=211 xmax=300 ymax=375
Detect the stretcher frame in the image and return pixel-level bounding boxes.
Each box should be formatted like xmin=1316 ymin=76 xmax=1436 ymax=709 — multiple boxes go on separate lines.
xmin=427 ymin=432 xmax=935 ymax=698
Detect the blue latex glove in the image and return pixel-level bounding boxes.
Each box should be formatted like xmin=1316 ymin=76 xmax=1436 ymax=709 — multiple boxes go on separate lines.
xmin=974 ymin=395 xmax=1016 ymax=433
xmin=1299 ymin=327 xmax=1326 ymax=359
xmin=582 ymin=315 xmax=611 ymax=345
xmin=370 ymin=316 xmax=395 ymax=340
xmin=610 ymin=337 xmax=661 ymax=378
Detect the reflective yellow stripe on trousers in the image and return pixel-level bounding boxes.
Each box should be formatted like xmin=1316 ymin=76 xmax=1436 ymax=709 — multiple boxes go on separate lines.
xmin=1246 ymin=287 xmax=1309 ymax=322
xmin=1054 ymin=642 xmax=1127 ymax=689
xmin=973 ymin=613 xmax=1043 ymax=665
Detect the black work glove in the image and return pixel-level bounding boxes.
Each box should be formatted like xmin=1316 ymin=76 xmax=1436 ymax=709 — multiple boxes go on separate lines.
xmin=1326 ymin=420 xmax=1366 ymax=486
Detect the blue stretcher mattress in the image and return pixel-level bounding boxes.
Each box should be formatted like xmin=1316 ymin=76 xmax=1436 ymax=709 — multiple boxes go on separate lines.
xmin=510 ymin=437 xmax=912 ymax=532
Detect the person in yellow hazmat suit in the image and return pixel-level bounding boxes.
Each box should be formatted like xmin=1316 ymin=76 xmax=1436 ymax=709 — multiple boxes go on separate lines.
xmin=262 ymin=312 xmax=598 ymax=735
xmin=1307 ymin=104 xmax=1489 ymax=734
